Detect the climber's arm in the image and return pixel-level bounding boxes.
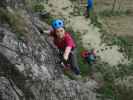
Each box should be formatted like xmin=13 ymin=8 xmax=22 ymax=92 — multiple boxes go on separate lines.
xmin=63 ymin=46 xmax=72 ymax=61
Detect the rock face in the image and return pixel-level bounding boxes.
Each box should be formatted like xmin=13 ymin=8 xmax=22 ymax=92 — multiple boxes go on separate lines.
xmin=0 ymin=0 xmax=25 ymax=8
xmin=0 ymin=0 xmax=98 ymax=100
xmin=0 ymin=77 xmax=23 ymax=100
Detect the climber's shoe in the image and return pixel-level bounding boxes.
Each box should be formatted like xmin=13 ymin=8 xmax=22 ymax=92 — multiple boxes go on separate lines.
xmin=64 ymin=66 xmax=71 ymax=71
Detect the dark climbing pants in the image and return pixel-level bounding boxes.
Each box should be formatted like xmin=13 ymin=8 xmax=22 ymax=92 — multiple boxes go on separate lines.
xmin=59 ymin=48 xmax=80 ymax=75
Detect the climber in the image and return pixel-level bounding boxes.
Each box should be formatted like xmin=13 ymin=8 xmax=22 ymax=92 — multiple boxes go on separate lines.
xmin=44 ymin=19 xmax=81 ymax=76
xmin=80 ymin=49 xmax=96 ymax=64
xmin=84 ymin=0 xmax=93 ymax=17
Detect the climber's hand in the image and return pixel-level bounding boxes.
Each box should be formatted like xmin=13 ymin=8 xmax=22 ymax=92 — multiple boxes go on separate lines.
xmin=43 ymin=27 xmax=53 ymax=34
xmin=43 ymin=30 xmax=51 ymax=34
xmin=63 ymin=46 xmax=72 ymax=61
xmin=63 ymin=54 xmax=69 ymax=61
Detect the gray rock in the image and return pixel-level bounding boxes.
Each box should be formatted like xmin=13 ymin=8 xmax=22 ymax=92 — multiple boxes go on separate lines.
xmin=0 ymin=0 xmax=99 ymax=100
xmin=0 ymin=77 xmax=24 ymax=100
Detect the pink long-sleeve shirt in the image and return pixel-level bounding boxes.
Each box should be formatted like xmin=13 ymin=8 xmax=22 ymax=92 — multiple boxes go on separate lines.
xmin=50 ymin=31 xmax=76 ymax=50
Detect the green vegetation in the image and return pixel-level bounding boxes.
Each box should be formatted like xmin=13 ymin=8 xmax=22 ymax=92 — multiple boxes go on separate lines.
xmin=95 ymin=63 xmax=133 ymax=100
xmin=89 ymin=8 xmax=133 ymax=61
xmin=42 ymin=15 xmax=54 ymax=25
xmin=64 ymin=70 xmax=77 ymax=80
xmin=90 ymin=13 xmax=102 ymax=28
xmin=112 ymin=36 xmax=133 ymax=59
xmin=33 ymin=3 xmax=45 ymax=12
xmin=0 ymin=8 xmax=26 ymax=38
xmin=90 ymin=7 xmax=133 ymax=100
xmin=70 ymin=3 xmax=133 ymax=98
xmin=99 ymin=9 xmax=133 ymax=17
xmin=100 ymin=30 xmax=133 ymax=60
xmin=25 ymin=0 xmax=47 ymax=12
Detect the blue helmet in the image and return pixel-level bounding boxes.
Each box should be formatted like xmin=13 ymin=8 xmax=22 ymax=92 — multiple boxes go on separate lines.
xmin=52 ymin=19 xmax=64 ymax=29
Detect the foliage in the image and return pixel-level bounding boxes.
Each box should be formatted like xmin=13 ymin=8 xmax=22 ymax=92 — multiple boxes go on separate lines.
xmin=86 ymin=7 xmax=133 ymax=100
xmin=101 ymin=31 xmax=133 ymax=60
xmin=33 ymin=3 xmax=45 ymax=12
xmin=99 ymin=9 xmax=133 ymax=17
xmin=94 ymin=61 xmax=133 ymax=100
xmin=42 ymin=15 xmax=54 ymax=25
xmin=0 ymin=8 xmax=33 ymax=39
